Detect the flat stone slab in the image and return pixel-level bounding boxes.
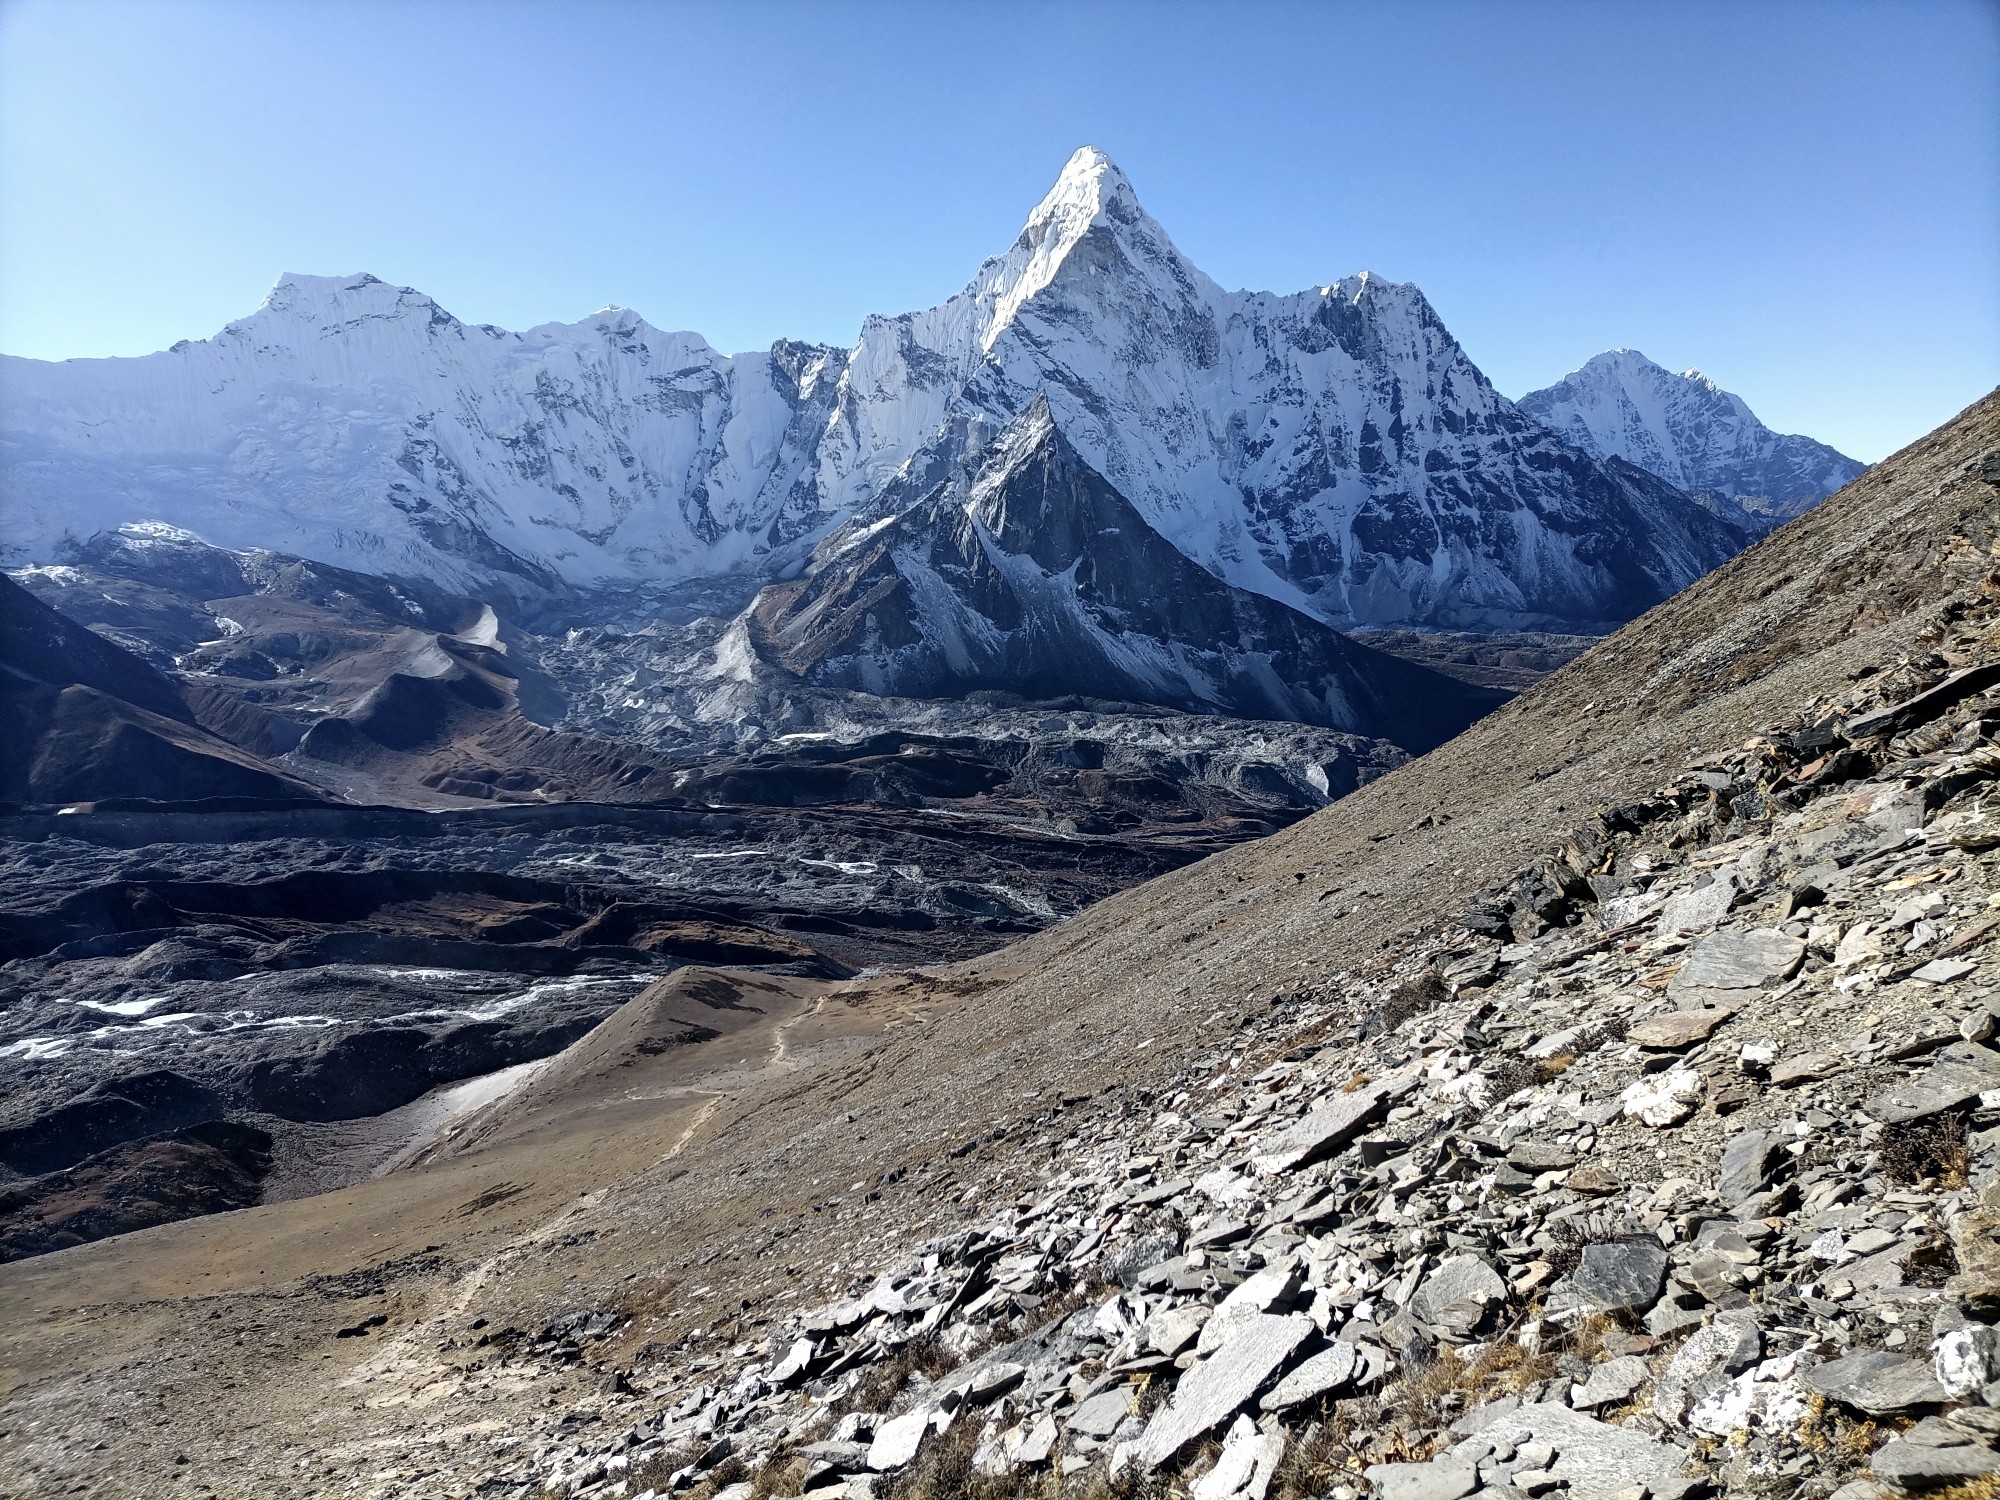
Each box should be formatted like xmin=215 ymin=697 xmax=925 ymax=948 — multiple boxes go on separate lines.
xmin=1363 ymin=1458 xmax=1479 ymax=1500
xmin=1251 ymin=1085 xmax=1389 ymax=1174
xmin=1551 ymin=1239 xmax=1669 ymax=1317
xmin=1657 ymin=879 xmax=1736 ymax=937
xmin=1456 ymin=1401 xmax=1691 ymax=1500
xmin=1198 ymin=1264 xmax=1303 ymax=1354
xmin=868 ymin=1408 xmax=932 ymax=1470
xmin=1671 ymin=929 xmax=1805 ymax=994
xmin=1192 ymin=1416 xmax=1284 ymax=1500
xmin=1629 ymin=1007 xmax=1736 ymax=1050
xmin=1801 ymin=1349 xmax=1948 ymax=1414
xmin=1067 ymin=1387 xmax=1135 ymax=1437
xmin=1260 ymin=1340 xmax=1359 ymax=1411
xmin=1771 ymin=1050 xmax=1845 ymax=1086
xmin=1872 ymin=1426 xmax=2000 ymax=1489
xmin=1653 ymin=1311 xmax=1762 ymax=1424
xmin=1507 ymin=1141 xmax=1578 ymax=1172
xmin=1570 ymin=1353 xmax=1650 ymax=1409
xmin=1132 ymin=1312 xmax=1315 ymax=1472
xmin=1912 ymin=957 xmax=1980 ymax=985
xmin=1845 ymin=663 xmax=2000 ymax=740
xmin=1865 ymin=1043 xmax=2000 ymax=1124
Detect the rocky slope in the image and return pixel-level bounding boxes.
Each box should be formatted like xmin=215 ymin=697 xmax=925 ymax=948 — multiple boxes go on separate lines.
xmin=1519 ymin=351 xmax=1868 ymax=530
xmin=3 ymin=150 xmax=1751 ymax=633
xmin=0 ymin=389 xmax=1988 ymax=1495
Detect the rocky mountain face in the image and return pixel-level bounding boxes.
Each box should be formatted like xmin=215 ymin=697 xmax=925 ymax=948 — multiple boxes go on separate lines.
xmin=744 ymin=401 xmax=1504 ymax=752
xmin=5 ymin=149 xmax=1753 ymax=634
xmin=1519 ymin=349 xmax=1868 ymax=529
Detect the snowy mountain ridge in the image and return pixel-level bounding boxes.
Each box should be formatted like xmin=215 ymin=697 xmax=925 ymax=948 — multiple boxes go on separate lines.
xmin=1518 ymin=348 xmax=1866 ymax=528
xmin=5 ymin=147 xmax=1774 ymax=630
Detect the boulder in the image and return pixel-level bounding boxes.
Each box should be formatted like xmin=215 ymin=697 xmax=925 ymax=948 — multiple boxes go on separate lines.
xmin=1551 ymin=1239 xmax=1668 ymax=1317
xmin=1802 ymin=1349 xmax=1948 ymax=1415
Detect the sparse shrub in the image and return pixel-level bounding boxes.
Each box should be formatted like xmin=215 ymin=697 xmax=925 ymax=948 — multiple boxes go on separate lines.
xmin=1272 ymin=1420 xmax=1348 ymax=1500
xmin=748 ymin=1446 xmax=808 ymax=1500
xmin=1880 ymin=1112 xmax=1970 ymax=1188
xmin=1375 ymin=971 xmax=1451 ymax=1033
xmin=626 ymin=1444 xmax=699 ymax=1494
xmin=880 ymin=1415 xmax=1011 ymax=1500
xmin=1482 ymin=1056 xmax=1543 ymax=1108
xmin=830 ymin=1335 xmax=960 ymax=1417
xmin=1541 ymin=1221 xmax=1627 ymax=1283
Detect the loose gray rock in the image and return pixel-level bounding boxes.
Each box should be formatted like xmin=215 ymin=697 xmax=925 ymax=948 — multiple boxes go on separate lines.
xmin=1801 ymin=1349 xmax=1949 ymax=1415
xmin=1410 ymin=1255 xmax=1508 ymax=1337
xmin=1132 ymin=1313 xmax=1315 ymax=1472
xmin=1718 ymin=1129 xmax=1784 ymax=1205
xmin=1361 ymin=1457 xmax=1479 ymax=1500
xmin=1550 ymin=1239 xmax=1669 ymax=1317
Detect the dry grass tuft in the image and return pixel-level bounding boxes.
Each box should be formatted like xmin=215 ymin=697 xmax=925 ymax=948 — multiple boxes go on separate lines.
xmin=1880 ymin=1111 xmax=1970 ymax=1189
xmin=1375 ymin=972 xmax=1451 ymax=1033
xmin=1928 ymin=1480 xmax=2000 ymax=1500
xmin=830 ymin=1335 xmax=961 ymax=1418
xmin=748 ymin=1447 xmax=809 ymax=1500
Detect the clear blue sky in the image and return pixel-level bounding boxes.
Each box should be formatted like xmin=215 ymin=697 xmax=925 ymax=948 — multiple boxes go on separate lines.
xmin=1 ymin=0 xmax=1994 ymax=462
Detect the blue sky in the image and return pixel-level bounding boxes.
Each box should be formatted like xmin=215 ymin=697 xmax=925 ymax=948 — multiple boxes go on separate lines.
xmin=1 ymin=0 xmax=1994 ymax=462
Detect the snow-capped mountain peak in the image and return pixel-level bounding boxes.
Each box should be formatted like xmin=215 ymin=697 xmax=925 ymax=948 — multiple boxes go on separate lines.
xmin=4 ymin=149 xmax=1785 ymax=631
xmin=968 ymin=145 xmax=1211 ymax=355
xmin=1519 ymin=349 xmax=1864 ymax=528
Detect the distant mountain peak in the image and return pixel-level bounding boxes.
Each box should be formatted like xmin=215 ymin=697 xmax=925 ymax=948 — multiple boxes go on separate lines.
xmin=1520 ymin=352 xmax=1866 ymax=528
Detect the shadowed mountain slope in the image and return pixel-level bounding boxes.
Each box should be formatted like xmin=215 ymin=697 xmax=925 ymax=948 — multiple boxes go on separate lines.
xmin=747 ymin=402 xmax=1507 ymax=752
xmin=0 ymin=572 xmax=324 ymax=806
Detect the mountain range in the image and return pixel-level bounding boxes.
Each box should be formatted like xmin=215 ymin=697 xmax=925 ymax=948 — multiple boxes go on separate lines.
xmin=2 ymin=148 xmax=1864 ymax=649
